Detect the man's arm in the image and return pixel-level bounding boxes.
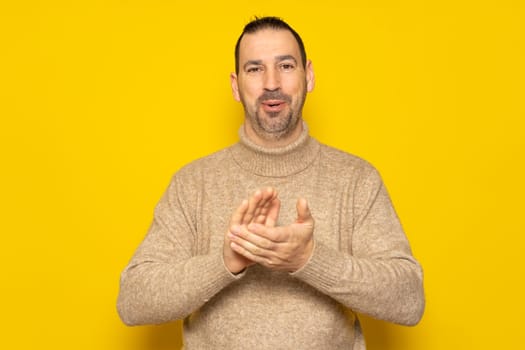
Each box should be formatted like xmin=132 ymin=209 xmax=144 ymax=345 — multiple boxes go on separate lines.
xmin=116 ymin=178 xmax=277 ymax=326
xmin=228 ymin=170 xmax=425 ymax=326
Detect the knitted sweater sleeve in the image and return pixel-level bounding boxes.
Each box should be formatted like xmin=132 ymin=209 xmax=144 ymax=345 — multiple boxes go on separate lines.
xmin=117 ymin=174 xmax=239 ymax=326
xmin=292 ymin=166 xmax=425 ymax=326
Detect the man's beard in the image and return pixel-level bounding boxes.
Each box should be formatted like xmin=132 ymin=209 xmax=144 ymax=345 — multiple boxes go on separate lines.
xmin=254 ymin=109 xmax=294 ymax=136
xmin=243 ymin=90 xmax=303 ymax=141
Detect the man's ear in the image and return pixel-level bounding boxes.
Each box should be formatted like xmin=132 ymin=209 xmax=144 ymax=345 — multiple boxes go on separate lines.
xmin=230 ymin=72 xmax=241 ymax=102
xmin=306 ymin=60 xmax=315 ymax=93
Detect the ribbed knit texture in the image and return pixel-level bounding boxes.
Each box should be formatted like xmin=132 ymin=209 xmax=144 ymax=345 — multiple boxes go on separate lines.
xmin=117 ymin=123 xmax=425 ymax=349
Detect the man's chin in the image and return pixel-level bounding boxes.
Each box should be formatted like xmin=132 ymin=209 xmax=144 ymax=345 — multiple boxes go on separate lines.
xmin=258 ymin=120 xmax=300 ymax=139
xmin=257 ymin=118 xmax=289 ymax=134
xmin=259 ymin=108 xmax=285 ymax=119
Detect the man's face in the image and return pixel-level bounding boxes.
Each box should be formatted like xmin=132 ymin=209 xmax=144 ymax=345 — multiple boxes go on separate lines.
xmin=231 ymin=29 xmax=314 ymax=145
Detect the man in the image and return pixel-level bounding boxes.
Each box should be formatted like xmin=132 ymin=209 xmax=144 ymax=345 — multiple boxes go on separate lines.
xmin=117 ymin=16 xmax=425 ymax=349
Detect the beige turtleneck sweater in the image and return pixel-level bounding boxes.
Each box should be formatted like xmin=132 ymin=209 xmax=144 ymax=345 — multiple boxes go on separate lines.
xmin=117 ymin=124 xmax=425 ymax=349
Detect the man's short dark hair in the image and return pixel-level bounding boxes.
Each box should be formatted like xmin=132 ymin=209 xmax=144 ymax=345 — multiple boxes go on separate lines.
xmin=234 ymin=16 xmax=307 ymax=74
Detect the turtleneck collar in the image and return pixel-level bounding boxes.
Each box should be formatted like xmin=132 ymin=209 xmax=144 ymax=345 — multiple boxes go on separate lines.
xmin=229 ymin=122 xmax=321 ymax=177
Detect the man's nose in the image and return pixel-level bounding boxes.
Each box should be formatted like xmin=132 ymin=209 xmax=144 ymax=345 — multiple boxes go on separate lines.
xmin=263 ymin=68 xmax=280 ymax=91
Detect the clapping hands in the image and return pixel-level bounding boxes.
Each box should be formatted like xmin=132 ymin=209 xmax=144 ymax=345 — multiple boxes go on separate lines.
xmin=223 ymin=187 xmax=314 ymax=273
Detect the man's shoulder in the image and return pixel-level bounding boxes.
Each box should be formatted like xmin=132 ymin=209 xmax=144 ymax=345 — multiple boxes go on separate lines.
xmin=317 ymin=142 xmax=384 ymax=188
xmin=318 ymin=142 xmax=376 ymax=173
xmin=174 ymin=145 xmax=234 ymax=179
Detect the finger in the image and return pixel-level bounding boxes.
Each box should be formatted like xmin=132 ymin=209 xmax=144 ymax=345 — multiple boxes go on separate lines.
xmin=296 ymin=198 xmax=313 ymax=223
xmin=230 ymin=241 xmax=259 ymax=262
xmin=230 ymin=225 xmax=276 ymax=251
xmin=230 ymin=199 xmax=249 ymax=226
xmin=252 ymin=199 xmax=274 ymax=224
xmin=230 ymin=238 xmax=275 ymax=266
xmin=246 ymin=223 xmax=284 ymax=243
xmin=251 ymin=188 xmax=276 ymax=223
xmin=243 ymin=190 xmax=263 ymax=224
xmin=230 ymin=240 xmax=283 ymax=271
xmin=264 ymin=197 xmax=281 ymax=227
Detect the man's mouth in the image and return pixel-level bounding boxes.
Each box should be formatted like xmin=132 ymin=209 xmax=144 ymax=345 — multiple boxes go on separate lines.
xmin=261 ymin=100 xmax=286 ymax=113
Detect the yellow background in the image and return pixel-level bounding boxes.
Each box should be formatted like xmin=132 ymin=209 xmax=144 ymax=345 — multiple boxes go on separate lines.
xmin=1 ymin=0 xmax=524 ymax=349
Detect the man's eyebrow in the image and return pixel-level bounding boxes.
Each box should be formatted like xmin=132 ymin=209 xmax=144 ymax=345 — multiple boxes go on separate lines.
xmin=242 ymin=56 xmax=298 ymax=71
xmin=275 ymin=55 xmax=297 ymax=63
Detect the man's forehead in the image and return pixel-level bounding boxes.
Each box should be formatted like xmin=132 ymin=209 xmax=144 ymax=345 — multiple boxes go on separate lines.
xmin=238 ymin=29 xmax=301 ymax=62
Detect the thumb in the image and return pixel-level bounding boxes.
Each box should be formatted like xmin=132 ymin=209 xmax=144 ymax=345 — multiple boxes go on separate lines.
xmin=296 ymin=198 xmax=313 ymax=224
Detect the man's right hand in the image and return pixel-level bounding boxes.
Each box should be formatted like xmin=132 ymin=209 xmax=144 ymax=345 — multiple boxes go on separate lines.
xmin=223 ymin=188 xmax=280 ymax=274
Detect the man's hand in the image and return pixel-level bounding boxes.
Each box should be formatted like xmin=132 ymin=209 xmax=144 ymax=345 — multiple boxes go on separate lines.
xmin=223 ymin=188 xmax=281 ymax=274
xmin=228 ymin=198 xmax=315 ymax=273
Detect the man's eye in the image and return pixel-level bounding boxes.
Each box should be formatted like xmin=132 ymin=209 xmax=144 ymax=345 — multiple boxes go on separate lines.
xmin=247 ymin=67 xmax=263 ymax=73
xmin=280 ymin=63 xmax=295 ymax=71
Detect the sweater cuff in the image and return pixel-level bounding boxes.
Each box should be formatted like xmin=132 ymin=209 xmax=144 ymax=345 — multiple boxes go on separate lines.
xmin=190 ymin=252 xmax=243 ymax=301
xmin=290 ymin=240 xmax=346 ymax=292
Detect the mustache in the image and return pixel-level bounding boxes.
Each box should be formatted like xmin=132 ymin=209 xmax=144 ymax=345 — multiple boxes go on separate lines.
xmin=257 ymin=91 xmax=292 ymax=104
